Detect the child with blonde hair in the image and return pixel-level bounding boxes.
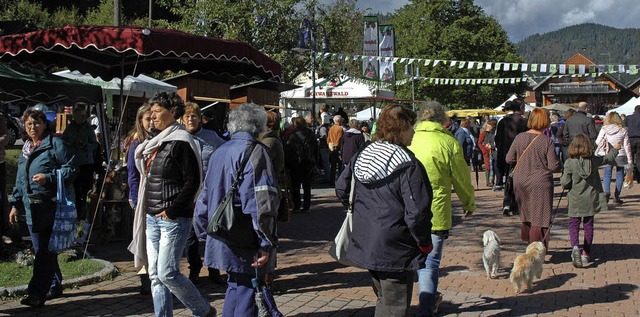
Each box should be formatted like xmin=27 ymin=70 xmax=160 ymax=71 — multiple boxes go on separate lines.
xmin=561 ymin=134 xmax=620 ymax=268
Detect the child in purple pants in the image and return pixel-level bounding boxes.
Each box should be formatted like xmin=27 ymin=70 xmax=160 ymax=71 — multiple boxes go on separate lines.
xmin=560 ymin=135 xmax=621 ymax=268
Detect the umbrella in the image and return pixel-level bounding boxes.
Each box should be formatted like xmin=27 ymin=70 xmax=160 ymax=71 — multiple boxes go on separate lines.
xmin=543 ymin=104 xmax=576 ymax=112
xmin=0 ymin=25 xmax=281 ymax=82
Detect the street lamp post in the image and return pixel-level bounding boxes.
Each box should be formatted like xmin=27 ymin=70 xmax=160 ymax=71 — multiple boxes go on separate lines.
xmin=294 ymin=18 xmax=328 ymax=121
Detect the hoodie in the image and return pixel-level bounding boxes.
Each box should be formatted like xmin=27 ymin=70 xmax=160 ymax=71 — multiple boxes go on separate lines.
xmin=595 ymin=124 xmax=632 ymax=165
xmin=561 ymin=148 xmax=618 ymax=217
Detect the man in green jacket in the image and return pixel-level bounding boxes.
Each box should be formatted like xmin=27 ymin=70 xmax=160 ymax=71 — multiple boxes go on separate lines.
xmin=409 ymin=101 xmax=476 ymax=316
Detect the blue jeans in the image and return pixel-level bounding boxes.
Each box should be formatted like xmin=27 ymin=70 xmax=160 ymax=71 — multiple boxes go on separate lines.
xmin=146 ymin=215 xmax=210 ymax=317
xmin=603 ymin=164 xmax=624 ymax=198
xmin=27 ymin=224 xmax=62 ymax=300
xmin=417 ymin=233 xmax=444 ymax=317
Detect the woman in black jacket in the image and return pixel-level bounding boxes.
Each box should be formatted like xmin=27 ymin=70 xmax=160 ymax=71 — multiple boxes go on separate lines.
xmin=335 ymin=105 xmax=433 ymax=317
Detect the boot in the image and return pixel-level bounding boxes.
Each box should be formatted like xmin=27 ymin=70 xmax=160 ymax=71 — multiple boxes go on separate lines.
xmin=139 ymin=274 xmax=151 ymax=296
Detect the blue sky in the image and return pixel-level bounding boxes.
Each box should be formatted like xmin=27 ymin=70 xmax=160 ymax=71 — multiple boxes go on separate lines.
xmin=358 ymin=0 xmax=640 ymax=42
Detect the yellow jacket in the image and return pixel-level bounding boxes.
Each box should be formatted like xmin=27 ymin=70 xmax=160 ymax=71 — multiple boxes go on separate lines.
xmin=408 ymin=121 xmax=476 ymax=231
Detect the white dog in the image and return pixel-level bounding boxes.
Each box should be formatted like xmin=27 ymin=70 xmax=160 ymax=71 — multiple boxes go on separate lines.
xmin=509 ymin=241 xmax=547 ymax=294
xmin=482 ymin=230 xmax=501 ymax=279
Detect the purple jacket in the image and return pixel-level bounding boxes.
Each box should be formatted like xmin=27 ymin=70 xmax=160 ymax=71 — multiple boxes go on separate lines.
xmin=127 ymin=138 xmax=141 ymax=207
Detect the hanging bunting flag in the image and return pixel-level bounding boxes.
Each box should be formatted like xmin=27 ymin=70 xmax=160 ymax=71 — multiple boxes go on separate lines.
xmin=510 ymin=78 xmax=515 ymax=84
xmin=445 ymin=79 xmax=450 ymax=85
xmin=468 ymin=61 xmax=475 ymax=69
xmin=630 ymin=65 xmax=638 ymax=75
xmin=540 ymin=64 xmax=547 ymax=72
xmin=568 ymin=64 xmax=575 ymax=74
xmin=530 ymin=64 xmax=538 ymax=72
xmin=471 ymin=79 xmax=476 ymax=85
xmin=494 ymin=63 xmax=501 ymax=71
xmin=450 ymin=61 xmax=457 ymax=67
xmin=476 ymin=62 xmax=483 ymax=69
xmin=521 ymin=64 xmax=528 ymax=72
xmin=549 ymin=64 xmax=557 ymax=73
xmin=424 ymin=59 xmax=431 ymax=66
xmin=579 ymin=65 xmax=586 ymax=74
xmin=558 ymin=64 xmax=566 ymax=74
xmin=433 ymin=60 xmax=441 ymax=66
xmin=502 ymin=63 xmax=509 ymax=71
xmin=408 ymin=59 xmax=415 ymax=65
xmin=618 ymin=65 xmax=626 ymax=73
xmin=485 ymin=62 xmax=492 ymax=70
xmin=511 ymin=63 xmax=518 ymax=71
xmin=399 ymin=58 xmax=407 ymax=63
xmin=455 ymin=79 xmax=459 ymax=85
xmin=608 ymin=65 xmax=615 ymax=73
xmin=458 ymin=61 xmax=466 ymax=68
xmin=465 ymin=79 xmax=471 ymax=84
xmin=499 ymin=78 xmax=504 ymax=84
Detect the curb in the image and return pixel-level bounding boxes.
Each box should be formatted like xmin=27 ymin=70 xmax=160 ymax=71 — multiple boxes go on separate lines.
xmin=0 ymin=258 xmax=118 ymax=298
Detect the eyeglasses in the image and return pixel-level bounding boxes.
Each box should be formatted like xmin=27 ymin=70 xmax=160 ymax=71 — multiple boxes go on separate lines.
xmin=26 ymin=122 xmax=43 ymax=128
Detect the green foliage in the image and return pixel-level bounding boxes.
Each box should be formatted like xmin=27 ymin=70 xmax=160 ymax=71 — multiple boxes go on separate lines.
xmin=0 ymin=0 xmax=50 ymax=29
xmin=0 ymin=258 xmax=104 ymax=288
xmin=517 ymin=23 xmax=640 ymax=65
xmin=5 ymin=147 xmax=19 ymax=195
xmin=390 ymin=0 xmax=526 ymax=108
xmin=83 ymin=0 xmax=115 ymax=26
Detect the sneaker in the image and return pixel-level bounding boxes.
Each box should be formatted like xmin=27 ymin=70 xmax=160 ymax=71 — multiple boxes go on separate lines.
xmin=605 ymin=193 xmax=610 ymax=203
xmin=571 ymin=247 xmax=583 ymax=268
xmin=615 ymin=197 xmax=624 ymax=205
xmin=492 ymin=185 xmax=503 ymax=192
xmin=581 ymin=251 xmax=590 ymax=264
xmin=434 ymin=292 xmax=443 ymax=314
xmin=502 ymin=207 xmax=511 ymax=217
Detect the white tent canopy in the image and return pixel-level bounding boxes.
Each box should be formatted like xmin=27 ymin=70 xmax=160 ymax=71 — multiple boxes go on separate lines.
xmin=55 ymin=70 xmax=177 ymax=98
xmin=607 ymin=96 xmax=640 ymax=116
xmin=493 ymin=94 xmax=536 ymax=112
xmin=355 ymin=106 xmax=381 ymax=121
xmin=280 ymin=75 xmax=395 ymax=116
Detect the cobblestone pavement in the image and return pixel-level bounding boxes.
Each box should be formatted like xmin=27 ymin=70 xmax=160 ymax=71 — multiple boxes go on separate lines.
xmin=1 ymin=174 xmax=639 ymax=316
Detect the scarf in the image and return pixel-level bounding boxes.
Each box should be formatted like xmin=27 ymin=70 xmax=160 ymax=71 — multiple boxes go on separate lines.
xmin=127 ymin=122 xmax=203 ymax=268
xmin=22 ymin=139 xmax=43 ymax=159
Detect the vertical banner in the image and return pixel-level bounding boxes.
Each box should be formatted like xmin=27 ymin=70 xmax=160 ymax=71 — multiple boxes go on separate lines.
xmin=363 ymin=16 xmax=379 ymax=79
xmin=378 ymin=25 xmax=395 ymax=83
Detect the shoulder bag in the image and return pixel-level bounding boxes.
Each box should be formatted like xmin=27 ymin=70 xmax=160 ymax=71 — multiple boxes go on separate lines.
xmin=207 ymin=142 xmax=259 ymax=249
xmin=328 ymin=173 xmax=360 ymax=267
xmin=49 ymin=169 xmax=78 ymax=253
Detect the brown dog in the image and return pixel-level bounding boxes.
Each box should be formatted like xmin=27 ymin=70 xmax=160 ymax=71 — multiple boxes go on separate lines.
xmin=509 ymin=241 xmax=546 ymax=294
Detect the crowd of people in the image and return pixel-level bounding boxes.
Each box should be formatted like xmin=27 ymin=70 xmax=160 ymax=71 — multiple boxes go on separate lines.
xmin=3 ymin=92 xmax=640 ymax=316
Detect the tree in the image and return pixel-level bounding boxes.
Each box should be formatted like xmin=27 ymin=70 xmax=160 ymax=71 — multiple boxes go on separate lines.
xmin=389 ymin=0 xmax=526 ymax=108
xmin=154 ymin=0 xmax=364 ymax=82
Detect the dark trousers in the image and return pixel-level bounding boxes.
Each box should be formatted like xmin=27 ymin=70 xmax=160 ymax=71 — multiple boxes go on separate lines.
xmin=222 ymin=272 xmax=260 ymax=317
xmin=290 ymin=171 xmax=311 ymax=210
xmin=569 ymin=216 xmax=594 ymax=255
xmin=631 ymin=138 xmax=640 ymax=176
xmin=369 ymin=270 xmax=415 ymax=317
xmin=520 ymin=222 xmax=550 ymax=250
xmin=27 ymin=224 xmax=62 ymax=300
xmin=185 ymin=227 xmax=202 ymax=272
xmin=494 ymin=159 xmax=504 ymax=186
xmin=73 ymin=164 xmax=95 ymax=220
xmin=329 ymin=150 xmax=342 ymax=185
xmin=0 ymin=162 xmax=6 ymax=236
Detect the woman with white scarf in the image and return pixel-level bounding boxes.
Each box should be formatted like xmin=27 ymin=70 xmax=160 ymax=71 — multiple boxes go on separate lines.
xmin=129 ymin=92 xmax=215 ymax=317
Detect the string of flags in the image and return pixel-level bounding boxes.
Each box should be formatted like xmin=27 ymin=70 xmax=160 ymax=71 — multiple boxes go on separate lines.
xmin=393 ymin=71 xmax=630 ymax=86
xmin=314 ymin=51 xmax=640 ymax=76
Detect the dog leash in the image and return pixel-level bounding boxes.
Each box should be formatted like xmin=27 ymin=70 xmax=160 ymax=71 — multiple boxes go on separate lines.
xmin=541 ymin=188 xmax=565 ymax=246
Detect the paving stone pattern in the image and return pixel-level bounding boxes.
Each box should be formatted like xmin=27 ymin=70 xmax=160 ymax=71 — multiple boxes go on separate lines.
xmin=1 ymin=173 xmax=638 ymax=316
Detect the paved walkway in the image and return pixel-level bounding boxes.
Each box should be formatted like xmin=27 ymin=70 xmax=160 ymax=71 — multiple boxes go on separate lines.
xmin=1 ymin=175 xmax=639 ymax=316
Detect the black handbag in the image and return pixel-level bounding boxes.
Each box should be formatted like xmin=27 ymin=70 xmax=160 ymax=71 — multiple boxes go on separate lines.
xmin=207 ymin=142 xmax=259 ymax=249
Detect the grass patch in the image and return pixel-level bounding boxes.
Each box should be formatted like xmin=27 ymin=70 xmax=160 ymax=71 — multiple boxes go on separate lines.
xmin=5 ymin=146 xmax=20 ymax=195
xmin=0 ymin=258 xmax=104 ymax=288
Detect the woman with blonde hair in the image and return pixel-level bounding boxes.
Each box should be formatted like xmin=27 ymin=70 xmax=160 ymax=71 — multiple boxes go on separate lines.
xmin=595 ymin=111 xmax=632 ymax=204
xmin=506 ymin=107 xmax=561 ymax=248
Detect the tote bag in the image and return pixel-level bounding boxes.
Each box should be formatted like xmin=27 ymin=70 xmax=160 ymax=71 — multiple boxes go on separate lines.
xmin=49 ymin=169 xmax=78 ymax=253
xmin=328 ymin=176 xmax=360 ymax=267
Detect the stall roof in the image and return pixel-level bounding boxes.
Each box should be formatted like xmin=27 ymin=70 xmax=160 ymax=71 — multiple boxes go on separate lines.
xmin=0 ymin=62 xmax=103 ymax=104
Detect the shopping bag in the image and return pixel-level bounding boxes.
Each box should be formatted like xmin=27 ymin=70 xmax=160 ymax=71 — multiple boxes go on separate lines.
xmin=49 ymin=169 xmax=78 ymax=253
xmin=624 ymin=165 xmax=634 ymax=189
xmin=328 ymin=176 xmax=360 ymax=267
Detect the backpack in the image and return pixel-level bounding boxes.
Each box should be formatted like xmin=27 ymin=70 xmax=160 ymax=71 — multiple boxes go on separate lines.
xmin=287 ymin=130 xmax=314 ymax=166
